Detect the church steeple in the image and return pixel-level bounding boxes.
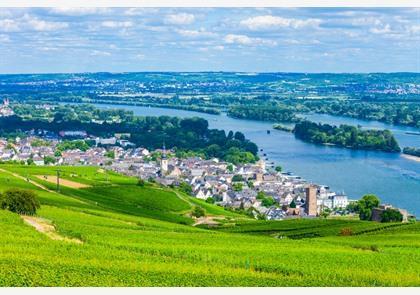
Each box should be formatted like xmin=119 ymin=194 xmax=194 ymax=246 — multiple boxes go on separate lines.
xmin=162 ymin=142 xmax=167 ymax=159
xmin=160 ymin=142 xmax=168 ymax=173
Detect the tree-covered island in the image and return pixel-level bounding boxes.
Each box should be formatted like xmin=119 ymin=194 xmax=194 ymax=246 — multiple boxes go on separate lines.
xmin=293 ymin=120 xmax=401 ymax=152
xmin=403 ymin=147 xmax=420 ymax=158
xmin=227 ymin=105 xmax=300 ymax=122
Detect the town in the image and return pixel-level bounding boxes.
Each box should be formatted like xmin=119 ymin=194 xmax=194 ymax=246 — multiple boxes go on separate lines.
xmin=0 ymin=127 xmax=360 ymax=220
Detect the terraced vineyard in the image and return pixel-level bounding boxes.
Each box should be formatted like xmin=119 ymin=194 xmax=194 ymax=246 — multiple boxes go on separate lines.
xmin=0 ymin=165 xmax=419 ymax=286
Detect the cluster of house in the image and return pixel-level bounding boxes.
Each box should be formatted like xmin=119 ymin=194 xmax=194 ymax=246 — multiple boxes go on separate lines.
xmin=0 ymin=131 xmax=357 ymax=220
xmin=0 ymin=131 xmax=414 ymax=221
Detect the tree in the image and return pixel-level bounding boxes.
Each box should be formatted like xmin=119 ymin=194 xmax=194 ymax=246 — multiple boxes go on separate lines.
xmin=289 ymin=199 xmax=296 ymax=208
xmin=256 ymin=191 xmax=266 ymax=200
xmin=346 ymin=202 xmax=359 ymax=213
xmin=357 ymin=194 xmax=380 ymax=221
xmin=43 ymin=156 xmax=56 ymax=165
xmin=232 ymin=174 xmax=243 ymax=182
xmin=179 ymin=182 xmax=192 ymax=195
xmin=105 ymin=150 xmax=115 ymax=159
xmin=262 ymin=197 xmax=275 ymax=207
xmin=192 ymin=206 xmax=205 ymax=218
xmin=0 ymin=189 xmax=40 ymax=215
xmin=381 ymin=208 xmax=403 ymax=222
xmin=205 ymin=197 xmax=215 ymax=204
xmin=227 ymin=164 xmax=234 ymax=172
xmin=320 ymin=208 xmax=331 ymax=219
xmin=275 ymin=165 xmax=282 ymax=172
xmin=232 ymin=183 xmax=243 ymax=192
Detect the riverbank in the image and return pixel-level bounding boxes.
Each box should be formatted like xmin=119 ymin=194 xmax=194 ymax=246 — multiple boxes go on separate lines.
xmin=91 ymin=103 xmax=420 ymax=217
xmin=401 ymin=154 xmax=420 ymax=163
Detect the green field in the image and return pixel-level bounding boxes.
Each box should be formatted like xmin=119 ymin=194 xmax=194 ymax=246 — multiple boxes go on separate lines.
xmin=0 ymin=165 xmax=419 ymax=286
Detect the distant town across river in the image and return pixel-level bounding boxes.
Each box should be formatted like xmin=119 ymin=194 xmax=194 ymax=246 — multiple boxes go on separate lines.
xmin=93 ymin=103 xmax=420 ymax=216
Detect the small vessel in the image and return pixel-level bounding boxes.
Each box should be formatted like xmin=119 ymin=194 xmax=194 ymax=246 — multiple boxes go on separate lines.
xmin=406 ymin=131 xmax=420 ymax=136
xmin=263 ymin=153 xmax=267 ymax=156
xmin=267 ymin=130 xmax=271 ymax=134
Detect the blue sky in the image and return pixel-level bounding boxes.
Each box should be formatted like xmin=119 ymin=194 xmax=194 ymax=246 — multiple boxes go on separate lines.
xmin=0 ymin=7 xmax=419 ymax=73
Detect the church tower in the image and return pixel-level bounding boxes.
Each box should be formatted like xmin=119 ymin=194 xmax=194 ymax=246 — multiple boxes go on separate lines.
xmin=160 ymin=143 xmax=168 ymax=174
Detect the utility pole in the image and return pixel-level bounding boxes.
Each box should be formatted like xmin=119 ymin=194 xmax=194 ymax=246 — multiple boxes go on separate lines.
xmin=55 ymin=169 xmax=61 ymax=192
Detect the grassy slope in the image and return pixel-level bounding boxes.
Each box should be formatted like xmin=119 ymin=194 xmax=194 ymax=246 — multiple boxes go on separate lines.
xmin=0 ymin=165 xmax=419 ymax=286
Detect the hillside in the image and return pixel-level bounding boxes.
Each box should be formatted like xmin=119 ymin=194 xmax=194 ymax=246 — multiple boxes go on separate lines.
xmin=0 ymin=165 xmax=419 ymax=286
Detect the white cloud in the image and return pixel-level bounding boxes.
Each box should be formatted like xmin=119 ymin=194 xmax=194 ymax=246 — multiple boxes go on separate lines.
xmin=39 ymin=47 xmax=59 ymax=51
xmin=124 ymin=8 xmax=159 ymax=16
xmin=134 ymin=54 xmax=145 ymax=60
xmin=0 ymin=15 xmax=68 ymax=32
xmin=407 ymin=25 xmax=420 ymax=34
xmin=0 ymin=19 xmax=19 ymax=32
xmin=224 ymin=34 xmax=277 ymax=46
xmin=101 ymin=21 xmax=133 ymax=28
xmin=199 ymin=45 xmax=224 ymax=52
xmin=0 ymin=34 xmax=10 ymax=42
xmin=176 ymin=29 xmax=216 ymax=38
xmin=90 ymin=50 xmax=111 ymax=56
xmin=224 ymin=34 xmax=253 ymax=45
xmin=49 ymin=8 xmax=109 ymax=16
xmin=26 ymin=17 xmax=68 ymax=31
xmin=164 ymin=13 xmax=195 ymax=25
xmin=240 ymin=15 xmax=321 ymax=30
xmin=370 ymin=24 xmax=391 ymax=34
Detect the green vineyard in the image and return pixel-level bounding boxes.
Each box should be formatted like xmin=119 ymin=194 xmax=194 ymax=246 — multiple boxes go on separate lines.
xmin=0 ymin=165 xmax=419 ymax=286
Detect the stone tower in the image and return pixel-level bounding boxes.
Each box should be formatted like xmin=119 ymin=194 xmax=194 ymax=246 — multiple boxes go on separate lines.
xmin=305 ymin=185 xmax=317 ymax=216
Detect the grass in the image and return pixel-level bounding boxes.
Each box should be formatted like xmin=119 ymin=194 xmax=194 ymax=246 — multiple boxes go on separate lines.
xmin=0 ymin=164 xmax=419 ymax=286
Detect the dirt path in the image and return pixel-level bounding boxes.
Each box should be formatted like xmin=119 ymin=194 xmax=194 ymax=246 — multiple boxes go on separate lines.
xmin=193 ymin=216 xmax=220 ymax=227
xmin=35 ymin=175 xmax=90 ymax=189
xmin=0 ymin=168 xmax=55 ymax=193
xmin=173 ymin=190 xmax=195 ymax=207
xmin=22 ymin=216 xmax=83 ymax=244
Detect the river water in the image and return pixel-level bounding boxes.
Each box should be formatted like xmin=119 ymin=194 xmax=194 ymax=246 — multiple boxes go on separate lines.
xmin=94 ymin=104 xmax=420 ymax=216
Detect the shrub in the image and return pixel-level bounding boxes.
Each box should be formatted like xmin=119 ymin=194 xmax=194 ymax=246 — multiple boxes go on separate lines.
xmin=340 ymin=228 xmax=353 ymax=236
xmin=381 ymin=208 xmax=403 ymax=223
xmin=179 ymin=182 xmax=192 ymax=195
xmin=137 ymin=179 xmax=145 ymax=187
xmin=192 ymin=206 xmax=205 ymax=218
xmin=205 ymin=197 xmax=215 ymax=204
xmin=0 ymin=189 xmax=40 ymax=215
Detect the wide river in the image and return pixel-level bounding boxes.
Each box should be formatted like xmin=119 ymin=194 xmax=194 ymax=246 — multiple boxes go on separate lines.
xmin=94 ymin=103 xmax=420 ymax=216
